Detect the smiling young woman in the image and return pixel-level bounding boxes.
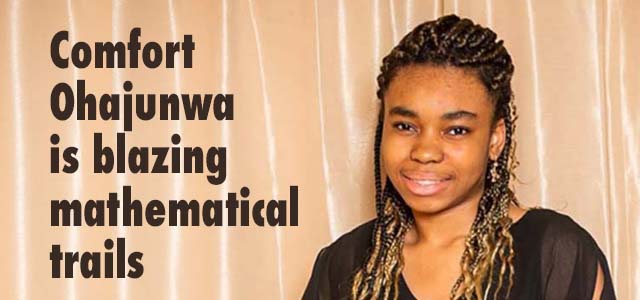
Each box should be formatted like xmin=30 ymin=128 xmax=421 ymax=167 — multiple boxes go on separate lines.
xmin=302 ymin=14 xmax=616 ymax=300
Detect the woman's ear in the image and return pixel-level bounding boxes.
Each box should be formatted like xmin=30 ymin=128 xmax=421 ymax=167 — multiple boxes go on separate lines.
xmin=489 ymin=119 xmax=506 ymax=161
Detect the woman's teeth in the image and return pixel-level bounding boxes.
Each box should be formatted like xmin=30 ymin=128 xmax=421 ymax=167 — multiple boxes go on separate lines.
xmin=414 ymin=179 xmax=445 ymax=185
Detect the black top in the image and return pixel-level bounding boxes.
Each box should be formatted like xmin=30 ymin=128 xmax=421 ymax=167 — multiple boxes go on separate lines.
xmin=302 ymin=208 xmax=617 ymax=300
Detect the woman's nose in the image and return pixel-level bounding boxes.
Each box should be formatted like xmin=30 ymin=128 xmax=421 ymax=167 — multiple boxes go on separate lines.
xmin=410 ymin=131 xmax=444 ymax=164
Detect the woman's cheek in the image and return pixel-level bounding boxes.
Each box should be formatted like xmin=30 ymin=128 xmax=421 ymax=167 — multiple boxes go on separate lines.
xmin=384 ymin=135 xmax=411 ymax=156
xmin=381 ymin=135 xmax=409 ymax=172
xmin=445 ymin=143 xmax=468 ymax=161
xmin=447 ymin=143 xmax=487 ymax=177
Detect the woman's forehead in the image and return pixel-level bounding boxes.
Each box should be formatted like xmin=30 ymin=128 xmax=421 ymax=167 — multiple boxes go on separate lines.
xmin=384 ymin=65 xmax=493 ymax=118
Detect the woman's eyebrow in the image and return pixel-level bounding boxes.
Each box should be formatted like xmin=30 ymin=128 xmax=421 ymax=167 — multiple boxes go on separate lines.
xmin=388 ymin=107 xmax=477 ymax=121
xmin=441 ymin=110 xmax=477 ymax=120
xmin=388 ymin=106 xmax=418 ymax=118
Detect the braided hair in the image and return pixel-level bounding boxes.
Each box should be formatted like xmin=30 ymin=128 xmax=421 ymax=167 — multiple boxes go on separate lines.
xmin=351 ymin=14 xmax=520 ymax=300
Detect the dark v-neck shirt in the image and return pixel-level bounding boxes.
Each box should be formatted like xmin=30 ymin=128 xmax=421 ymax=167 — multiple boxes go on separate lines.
xmin=302 ymin=208 xmax=617 ymax=300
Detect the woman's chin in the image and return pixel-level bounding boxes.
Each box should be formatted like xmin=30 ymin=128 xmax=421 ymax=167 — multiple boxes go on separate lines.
xmin=402 ymin=197 xmax=453 ymax=216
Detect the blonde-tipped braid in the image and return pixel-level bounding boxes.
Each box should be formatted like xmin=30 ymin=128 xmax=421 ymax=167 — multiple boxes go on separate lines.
xmin=351 ymin=14 xmax=520 ymax=300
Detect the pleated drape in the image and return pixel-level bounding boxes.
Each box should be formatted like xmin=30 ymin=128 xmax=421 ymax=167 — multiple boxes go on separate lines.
xmin=0 ymin=0 xmax=637 ymax=299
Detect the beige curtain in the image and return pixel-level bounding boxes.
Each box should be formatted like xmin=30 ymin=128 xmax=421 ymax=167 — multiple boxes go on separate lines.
xmin=1 ymin=0 xmax=638 ymax=299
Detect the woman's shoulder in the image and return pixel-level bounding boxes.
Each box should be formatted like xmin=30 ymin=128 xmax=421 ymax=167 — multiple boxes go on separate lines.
xmin=515 ymin=207 xmax=599 ymax=244
xmin=514 ymin=208 xmax=617 ymax=299
xmin=324 ymin=219 xmax=377 ymax=254
xmin=513 ymin=207 xmax=608 ymax=259
xmin=302 ymin=219 xmax=377 ymax=300
xmin=316 ymin=219 xmax=377 ymax=272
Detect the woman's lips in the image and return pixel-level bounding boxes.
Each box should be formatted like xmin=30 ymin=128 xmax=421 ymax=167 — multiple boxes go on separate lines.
xmin=401 ymin=173 xmax=452 ymax=197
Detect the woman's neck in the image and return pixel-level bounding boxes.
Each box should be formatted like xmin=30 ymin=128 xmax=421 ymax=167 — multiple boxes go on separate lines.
xmin=405 ymin=195 xmax=481 ymax=247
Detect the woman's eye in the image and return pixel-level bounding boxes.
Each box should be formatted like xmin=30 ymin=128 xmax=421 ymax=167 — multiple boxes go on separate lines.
xmin=392 ymin=122 xmax=416 ymax=133
xmin=446 ymin=127 xmax=470 ymax=136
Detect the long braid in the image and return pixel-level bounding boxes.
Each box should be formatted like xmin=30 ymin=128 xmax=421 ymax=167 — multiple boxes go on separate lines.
xmin=352 ymin=14 xmax=520 ymax=300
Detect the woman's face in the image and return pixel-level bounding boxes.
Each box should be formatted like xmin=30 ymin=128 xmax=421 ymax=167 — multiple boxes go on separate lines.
xmin=381 ymin=65 xmax=505 ymax=217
